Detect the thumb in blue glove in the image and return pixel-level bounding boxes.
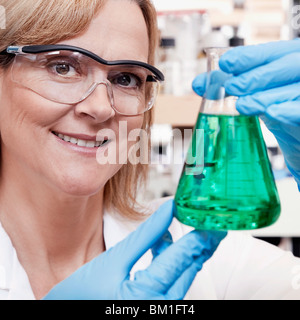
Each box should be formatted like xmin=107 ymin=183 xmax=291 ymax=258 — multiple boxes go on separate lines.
xmin=192 ymin=70 xmax=231 ymax=100
xmin=43 ymin=200 xmax=226 ymax=300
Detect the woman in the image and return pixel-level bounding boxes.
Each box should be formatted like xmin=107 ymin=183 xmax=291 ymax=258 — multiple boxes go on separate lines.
xmin=0 ymin=0 xmax=299 ymax=300
xmin=0 ymin=0 xmax=226 ymax=300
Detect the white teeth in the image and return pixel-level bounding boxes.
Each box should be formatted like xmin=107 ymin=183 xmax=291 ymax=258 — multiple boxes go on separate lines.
xmin=54 ymin=132 xmax=105 ymax=148
xmin=70 ymin=137 xmax=78 ymax=144
xmin=77 ymin=139 xmax=86 ymax=147
xmin=86 ymin=141 xmax=96 ymax=148
xmin=64 ymin=135 xmax=71 ymax=142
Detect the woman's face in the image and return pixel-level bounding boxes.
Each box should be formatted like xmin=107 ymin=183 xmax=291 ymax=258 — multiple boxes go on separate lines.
xmin=0 ymin=0 xmax=149 ymax=196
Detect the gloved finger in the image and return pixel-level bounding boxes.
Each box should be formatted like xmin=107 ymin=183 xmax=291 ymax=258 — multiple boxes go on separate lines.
xmin=165 ymin=260 xmax=202 ymax=300
xmin=107 ymin=200 xmax=174 ymax=273
xmin=266 ymin=101 xmax=300 ymax=126
xmin=206 ymin=70 xmax=233 ymax=100
xmin=151 ymin=231 xmax=173 ymax=260
xmin=165 ymin=231 xmax=227 ymax=300
xmin=220 ymin=39 xmax=300 ymax=75
xmin=192 ymin=71 xmax=233 ymax=100
xmin=133 ymin=230 xmax=226 ymax=294
xmin=236 ymin=83 xmax=300 ymax=116
xmin=121 ymin=258 xmax=204 ymax=300
xmin=192 ymin=73 xmax=207 ymax=96
xmin=224 ymin=52 xmax=300 ymax=96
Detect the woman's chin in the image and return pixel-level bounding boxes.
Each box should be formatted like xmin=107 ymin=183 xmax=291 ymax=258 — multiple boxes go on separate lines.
xmin=53 ymin=176 xmax=106 ymax=198
xmin=63 ymin=186 xmax=104 ymax=197
xmin=49 ymin=165 xmax=120 ymax=198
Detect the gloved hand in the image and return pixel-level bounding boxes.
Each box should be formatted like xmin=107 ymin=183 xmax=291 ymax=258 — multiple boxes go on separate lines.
xmin=193 ymin=40 xmax=300 ymax=189
xmin=43 ymin=200 xmax=226 ymax=300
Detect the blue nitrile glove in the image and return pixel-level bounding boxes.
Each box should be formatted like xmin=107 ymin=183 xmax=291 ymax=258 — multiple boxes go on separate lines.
xmin=192 ymin=40 xmax=300 ymax=189
xmin=206 ymin=70 xmax=232 ymax=100
xmin=43 ymin=200 xmax=226 ymax=300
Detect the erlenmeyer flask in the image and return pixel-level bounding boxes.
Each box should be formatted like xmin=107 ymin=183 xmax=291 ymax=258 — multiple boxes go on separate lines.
xmin=174 ymin=47 xmax=281 ymax=231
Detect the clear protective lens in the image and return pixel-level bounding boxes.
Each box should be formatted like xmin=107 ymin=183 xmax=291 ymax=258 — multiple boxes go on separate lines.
xmin=10 ymin=50 xmax=160 ymax=115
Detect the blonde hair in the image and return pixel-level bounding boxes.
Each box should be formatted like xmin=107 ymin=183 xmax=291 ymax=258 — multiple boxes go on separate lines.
xmin=0 ymin=0 xmax=159 ymax=219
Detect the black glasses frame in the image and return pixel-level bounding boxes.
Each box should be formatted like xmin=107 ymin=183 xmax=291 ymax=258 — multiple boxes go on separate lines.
xmin=0 ymin=44 xmax=165 ymax=82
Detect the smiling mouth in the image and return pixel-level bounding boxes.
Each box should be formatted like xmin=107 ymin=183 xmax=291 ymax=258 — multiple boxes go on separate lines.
xmin=52 ymin=131 xmax=109 ymax=148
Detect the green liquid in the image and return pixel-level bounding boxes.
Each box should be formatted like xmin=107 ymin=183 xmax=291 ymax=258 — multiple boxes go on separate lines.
xmin=175 ymin=114 xmax=281 ymax=231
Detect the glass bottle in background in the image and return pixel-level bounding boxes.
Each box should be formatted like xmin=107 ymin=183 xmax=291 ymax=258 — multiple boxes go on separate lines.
xmin=229 ymin=27 xmax=245 ymax=47
xmin=158 ymin=38 xmax=182 ymax=96
xmin=174 ymin=47 xmax=281 ymax=231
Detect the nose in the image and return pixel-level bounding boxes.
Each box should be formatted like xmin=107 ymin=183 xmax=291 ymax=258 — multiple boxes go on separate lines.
xmin=74 ymin=82 xmax=116 ymax=122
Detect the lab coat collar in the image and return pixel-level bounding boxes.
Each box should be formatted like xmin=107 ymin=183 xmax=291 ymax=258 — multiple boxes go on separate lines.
xmin=0 ymin=222 xmax=35 ymax=300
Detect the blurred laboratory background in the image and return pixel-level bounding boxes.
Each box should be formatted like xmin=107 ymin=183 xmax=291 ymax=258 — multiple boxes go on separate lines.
xmin=138 ymin=0 xmax=300 ymax=256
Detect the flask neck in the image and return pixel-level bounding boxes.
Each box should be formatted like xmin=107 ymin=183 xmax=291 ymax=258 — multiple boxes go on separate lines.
xmin=201 ymin=96 xmax=239 ymax=115
xmin=207 ymin=48 xmax=228 ymax=71
xmin=202 ymin=47 xmax=239 ymax=116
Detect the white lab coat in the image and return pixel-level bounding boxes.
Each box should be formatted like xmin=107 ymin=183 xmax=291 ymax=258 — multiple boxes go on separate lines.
xmin=0 ymin=197 xmax=300 ymax=300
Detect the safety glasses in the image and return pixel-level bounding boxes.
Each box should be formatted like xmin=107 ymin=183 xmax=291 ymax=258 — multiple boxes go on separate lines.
xmin=0 ymin=45 xmax=164 ymax=116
